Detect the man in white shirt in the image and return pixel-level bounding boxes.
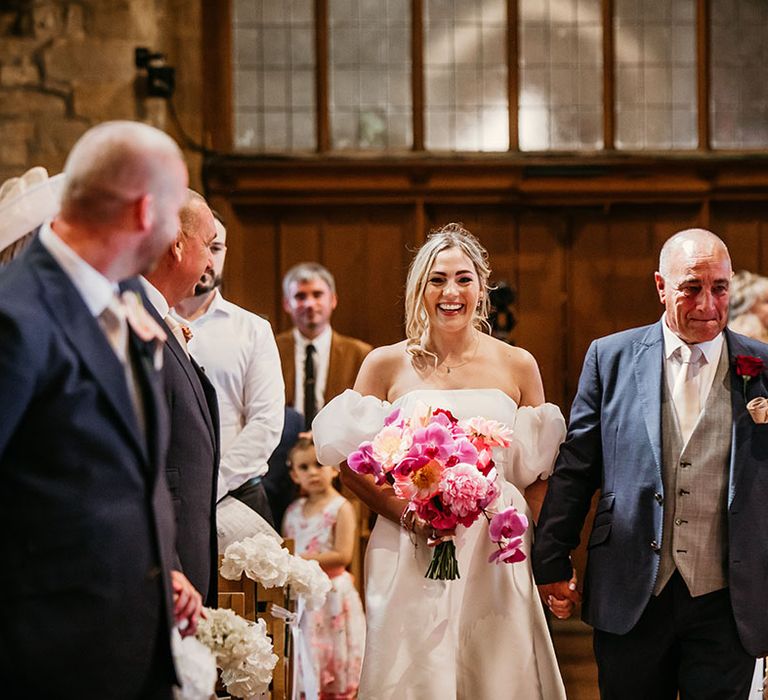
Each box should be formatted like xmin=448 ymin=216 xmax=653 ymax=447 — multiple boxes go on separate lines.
xmin=175 ymin=212 xmax=284 ymax=543
xmin=276 ymin=262 xmax=372 ymax=430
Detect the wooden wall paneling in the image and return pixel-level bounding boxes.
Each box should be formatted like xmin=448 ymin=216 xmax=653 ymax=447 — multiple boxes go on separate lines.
xmin=353 ymin=209 xmax=415 ymax=348
xmin=568 ymin=214 xmax=614 ymax=407
xmin=606 ymin=212 xmax=662 ymax=332
xmin=515 ymin=210 xmax=568 ymax=410
xmin=710 ymin=202 xmax=768 ymax=275
xmin=226 ymin=206 xmax=281 ymax=323
xmin=320 ymin=213 xmax=369 ymax=343
xmin=275 ymin=213 xmax=323 ymax=331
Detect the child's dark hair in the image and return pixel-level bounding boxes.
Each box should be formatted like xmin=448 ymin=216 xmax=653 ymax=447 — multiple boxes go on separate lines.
xmin=287 ymin=433 xmax=342 ymax=490
xmin=288 ymin=434 xmax=315 ymax=468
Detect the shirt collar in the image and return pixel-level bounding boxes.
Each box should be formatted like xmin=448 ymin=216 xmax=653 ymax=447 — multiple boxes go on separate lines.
xmin=293 ymin=324 xmax=332 ymax=353
xmin=139 ymin=277 xmax=170 ymax=318
xmin=38 ymin=222 xmax=116 ymax=317
xmin=661 ymin=314 xmax=724 ymax=365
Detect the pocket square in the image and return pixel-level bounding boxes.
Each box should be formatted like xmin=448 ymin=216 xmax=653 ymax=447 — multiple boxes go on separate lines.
xmin=746 ymin=397 xmax=768 ymax=424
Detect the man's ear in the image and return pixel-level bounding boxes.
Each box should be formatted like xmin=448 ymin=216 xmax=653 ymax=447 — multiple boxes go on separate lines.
xmin=654 ymin=272 xmax=666 ymax=304
xmin=330 ymin=292 xmax=338 ymax=312
xmin=170 ymin=237 xmax=184 ymax=263
xmin=282 ymin=295 xmax=291 ymax=314
xmin=136 ymin=193 xmax=154 ymax=232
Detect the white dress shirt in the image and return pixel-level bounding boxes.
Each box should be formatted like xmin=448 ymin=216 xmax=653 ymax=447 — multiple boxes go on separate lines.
xmin=41 ymin=223 xmax=145 ymax=431
xmin=174 ymin=290 xmax=285 ymax=501
xmin=39 ymin=223 xmax=115 ymax=318
xmin=292 ymin=325 xmax=332 ymax=414
xmin=662 ymin=315 xmax=724 ymax=414
xmin=139 ymin=277 xmax=170 ymax=318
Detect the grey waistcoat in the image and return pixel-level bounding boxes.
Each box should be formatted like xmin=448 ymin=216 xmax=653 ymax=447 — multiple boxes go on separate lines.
xmin=654 ymin=341 xmax=732 ymax=597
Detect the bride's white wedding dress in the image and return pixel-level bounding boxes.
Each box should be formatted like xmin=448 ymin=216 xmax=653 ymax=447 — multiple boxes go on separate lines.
xmin=313 ymin=388 xmax=568 ymax=700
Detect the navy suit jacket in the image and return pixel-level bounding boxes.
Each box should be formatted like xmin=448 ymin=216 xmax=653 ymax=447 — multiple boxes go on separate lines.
xmin=0 ymin=239 xmax=178 ymax=697
xmin=532 ymin=321 xmax=768 ymax=657
xmin=140 ymin=295 xmax=220 ymax=607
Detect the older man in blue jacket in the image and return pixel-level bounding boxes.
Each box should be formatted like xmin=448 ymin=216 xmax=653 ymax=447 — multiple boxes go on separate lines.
xmin=534 ymin=228 xmax=768 ymax=700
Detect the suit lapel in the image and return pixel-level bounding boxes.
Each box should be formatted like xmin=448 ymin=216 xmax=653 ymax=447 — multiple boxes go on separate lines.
xmin=145 ymin=302 xmax=218 ymax=450
xmin=633 ymin=322 xmax=664 ymax=479
xmin=724 ymin=329 xmax=755 ymax=507
xmin=32 ymin=241 xmax=147 ymax=461
xmin=281 ymin=333 xmax=296 ymax=406
xmin=325 ymin=331 xmax=344 ymax=403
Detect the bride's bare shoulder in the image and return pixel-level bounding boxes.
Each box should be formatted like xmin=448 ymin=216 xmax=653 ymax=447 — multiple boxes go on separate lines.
xmin=354 ymin=341 xmax=410 ymax=397
xmin=483 ymin=334 xmax=539 ymax=371
xmin=481 ymin=335 xmax=544 ymax=405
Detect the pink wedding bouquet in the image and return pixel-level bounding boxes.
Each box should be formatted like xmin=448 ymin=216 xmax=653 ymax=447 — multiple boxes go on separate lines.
xmin=347 ymin=404 xmax=529 ymax=580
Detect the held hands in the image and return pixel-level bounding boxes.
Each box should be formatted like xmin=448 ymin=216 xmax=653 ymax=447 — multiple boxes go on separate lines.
xmin=537 ymin=573 xmax=581 ymax=620
xmin=171 ymin=570 xmax=203 ymax=637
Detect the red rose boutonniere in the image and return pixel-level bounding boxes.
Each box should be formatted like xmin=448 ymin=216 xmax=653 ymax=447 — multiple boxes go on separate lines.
xmin=735 ymin=355 xmax=765 ymax=401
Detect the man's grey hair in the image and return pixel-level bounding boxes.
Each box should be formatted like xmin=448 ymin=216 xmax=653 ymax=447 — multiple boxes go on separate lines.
xmin=658 ymin=228 xmax=731 ymax=279
xmin=282 ymin=262 xmax=336 ymax=298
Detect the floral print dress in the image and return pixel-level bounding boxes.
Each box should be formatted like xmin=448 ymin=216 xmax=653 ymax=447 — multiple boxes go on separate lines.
xmin=283 ymin=495 xmax=366 ymax=700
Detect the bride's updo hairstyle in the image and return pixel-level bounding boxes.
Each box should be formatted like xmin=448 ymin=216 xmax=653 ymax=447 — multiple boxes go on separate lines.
xmin=405 ymin=222 xmax=492 ymax=365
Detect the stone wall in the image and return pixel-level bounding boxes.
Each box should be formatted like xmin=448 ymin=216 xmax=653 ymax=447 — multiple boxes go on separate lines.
xmin=0 ymin=0 xmax=204 ymax=189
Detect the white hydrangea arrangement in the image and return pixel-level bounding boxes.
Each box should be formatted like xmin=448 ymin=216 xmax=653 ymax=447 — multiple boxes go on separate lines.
xmin=171 ymin=628 xmax=218 ymax=700
xmin=221 ymin=533 xmax=332 ymax=611
xmin=195 ymin=607 xmax=278 ymax=699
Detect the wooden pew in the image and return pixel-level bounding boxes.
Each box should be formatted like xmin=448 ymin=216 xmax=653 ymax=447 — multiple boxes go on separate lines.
xmin=216 ymin=539 xmax=295 ymax=700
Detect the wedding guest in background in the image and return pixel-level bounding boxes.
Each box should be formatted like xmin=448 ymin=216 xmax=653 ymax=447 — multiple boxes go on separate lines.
xmin=277 ymin=262 xmax=371 ymax=430
xmin=313 ymin=224 xmax=568 ymax=698
xmin=141 ymin=191 xmax=220 ymax=606
xmin=174 ymin=211 xmax=284 ymax=544
xmin=0 ymin=166 xmax=65 ymax=266
xmin=283 ymin=434 xmax=365 ymax=700
xmin=534 ymin=229 xmax=768 ymax=699
xmin=0 ymin=120 xmax=200 ymax=699
xmin=728 ymin=270 xmax=768 ymax=343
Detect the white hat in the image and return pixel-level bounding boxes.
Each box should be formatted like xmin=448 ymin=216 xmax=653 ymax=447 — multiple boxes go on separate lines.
xmin=0 ymin=166 xmax=66 ymax=251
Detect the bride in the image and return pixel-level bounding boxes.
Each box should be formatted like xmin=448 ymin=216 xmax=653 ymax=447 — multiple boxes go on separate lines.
xmin=312 ymin=223 xmax=568 ymax=699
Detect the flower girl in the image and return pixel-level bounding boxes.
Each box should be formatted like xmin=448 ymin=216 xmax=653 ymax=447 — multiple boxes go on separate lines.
xmin=282 ymin=435 xmax=365 ymax=699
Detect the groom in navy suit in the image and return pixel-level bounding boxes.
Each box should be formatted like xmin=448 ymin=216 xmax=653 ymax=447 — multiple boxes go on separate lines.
xmin=0 ymin=121 xmax=201 ymax=699
xmin=533 ymin=229 xmax=768 ymax=699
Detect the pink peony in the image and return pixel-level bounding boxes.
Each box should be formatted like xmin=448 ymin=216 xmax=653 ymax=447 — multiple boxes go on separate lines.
xmin=415 ymin=497 xmax=458 ymax=530
xmin=460 ymin=416 xmax=513 ymax=451
xmin=393 ymin=457 xmax=445 ymax=501
xmin=439 ymin=463 xmax=499 ymax=527
xmin=489 ymin=506 xmax=528 ymax=542
xmin=371 ymin=424 xmax=412 ymax=468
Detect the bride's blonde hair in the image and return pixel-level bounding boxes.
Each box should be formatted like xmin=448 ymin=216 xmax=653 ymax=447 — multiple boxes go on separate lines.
xmin=405 ymin=223 xmax=492 ymax=366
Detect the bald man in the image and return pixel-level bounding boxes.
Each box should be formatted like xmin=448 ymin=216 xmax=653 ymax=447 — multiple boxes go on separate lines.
xmin=0 ymin=121 xmax=197 ymax=699
xmin=533 ymin=229 xmax=768 ymax=699
xmin=141 ymin=192 xmax=220 ymax=607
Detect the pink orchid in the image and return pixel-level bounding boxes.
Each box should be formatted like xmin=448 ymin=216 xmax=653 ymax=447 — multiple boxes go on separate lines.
xmin=383 ymin=407 xmax=405 ymax=428
xmin=395 ymin=422 xmax=456 ymax=477
xmin=347 ymin=441 xmax=386 ymax=484
xmin=488 ymin=537 xmax=526 ymax=564
xmin=489 ymin=506 xmax=528 ymax=542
